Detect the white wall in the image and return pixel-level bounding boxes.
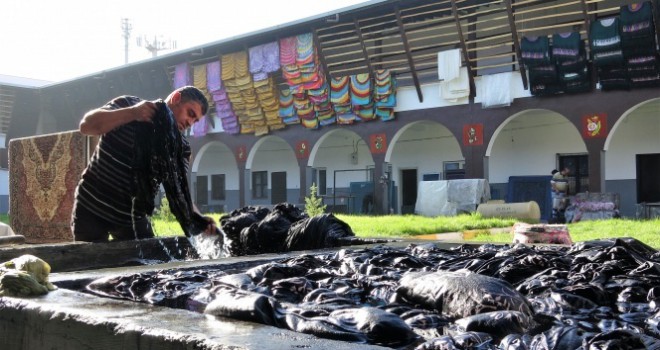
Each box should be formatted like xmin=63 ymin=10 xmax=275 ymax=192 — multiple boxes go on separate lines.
xmin=196 ymin=144 xmax=239 ymax=191
xmin=389 ymin=122 xmax=463 ymax=185
xmin=606 ymin=111 xmax=660 ymax=180
xmin=251 ymin=147 xmax=300 ymax=189
xmin=312 ymin=138 xmax=374 ymax=188
xmin=489 ymin=112 xmax=585 ymax=183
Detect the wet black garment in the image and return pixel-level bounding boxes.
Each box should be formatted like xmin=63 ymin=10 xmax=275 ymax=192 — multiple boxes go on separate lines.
xmin=134 ymin=101 xmax=210 ymax=237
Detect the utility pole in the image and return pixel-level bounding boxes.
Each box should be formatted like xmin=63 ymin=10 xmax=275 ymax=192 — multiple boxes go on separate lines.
xmin=120 ymin=18 xmax=132 ymax=64
xmin=136 ymin=35 xmax=177 ymax=57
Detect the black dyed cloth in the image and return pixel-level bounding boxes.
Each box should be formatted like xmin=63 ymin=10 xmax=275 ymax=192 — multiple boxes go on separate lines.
xmin=134 ymin=100 xmax=210 ymax=237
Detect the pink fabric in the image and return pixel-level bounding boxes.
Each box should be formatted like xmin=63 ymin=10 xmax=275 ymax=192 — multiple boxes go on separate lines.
xmin=279 ymin=36 xmax=297 ymax=66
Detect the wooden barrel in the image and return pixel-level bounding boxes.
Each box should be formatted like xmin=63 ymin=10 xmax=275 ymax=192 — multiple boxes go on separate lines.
xmin=477 ymin=201 xmax=541 ymax=222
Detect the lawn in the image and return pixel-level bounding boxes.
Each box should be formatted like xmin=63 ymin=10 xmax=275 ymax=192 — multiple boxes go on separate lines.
xmin=150 ymin=212 xmax=660 ymax=249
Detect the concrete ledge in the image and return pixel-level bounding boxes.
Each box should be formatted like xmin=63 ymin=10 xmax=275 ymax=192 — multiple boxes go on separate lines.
xmin=1 ymin=288 xmax=389 ymax=350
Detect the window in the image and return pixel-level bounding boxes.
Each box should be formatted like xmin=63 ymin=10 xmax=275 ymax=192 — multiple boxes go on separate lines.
xmin=366 ymin=165 xmax=375 ymax=182
xmin=559 ymin=154 xmax=589 ymax=195
xmin=318 ymin=169 xmax=327 ymax=196
xmin=211 ymin=174 xmax=225 ymax=200
xmin=252 ymin=171 xmax=268 ymax=199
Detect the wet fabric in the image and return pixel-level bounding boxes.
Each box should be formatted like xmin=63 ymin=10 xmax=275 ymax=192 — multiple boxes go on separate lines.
xmin=87 ymin=236 xmax=660 ymax=348
xmin=135 ymin=101 xmax=211 ymax=236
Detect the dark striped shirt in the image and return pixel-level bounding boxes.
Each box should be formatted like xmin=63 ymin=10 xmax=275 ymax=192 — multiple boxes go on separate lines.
xmin=74 ymin=96 xmax=191 ymax=226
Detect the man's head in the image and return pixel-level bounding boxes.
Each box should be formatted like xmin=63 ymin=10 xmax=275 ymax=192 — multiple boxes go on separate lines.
xmin=561 ymin=167 xmax=570 ymax=175
xmin=166 ymin=86 xmax=209 ymax=131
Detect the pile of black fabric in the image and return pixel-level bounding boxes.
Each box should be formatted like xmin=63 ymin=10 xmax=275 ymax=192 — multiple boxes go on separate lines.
xmin=87 ymin=237 xmax=660 ymax=349
xmin=218 ymin=203 xmax=358 ymax=256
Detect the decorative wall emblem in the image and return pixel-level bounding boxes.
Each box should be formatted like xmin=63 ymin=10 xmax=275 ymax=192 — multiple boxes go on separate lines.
xmin=462 ymin=123 xmax=483 ymax=146
xmin=236 ymin=145 xmax=247 ymax=162
xmin=296 ymin=140 xmax=310 ymax=159
xmin=369 ymin=133 xmax=387 ymax=154
xmin=582 ymin=113 xmax=607 ymax=138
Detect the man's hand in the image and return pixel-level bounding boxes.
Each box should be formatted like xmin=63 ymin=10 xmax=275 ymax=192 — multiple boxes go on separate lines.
xmin=80 ymin=99 xmax=159 ymax=135
xmin=131 ymin=100 xmax=158 ymax=123
xmin=201 ymin=216 xmax=219 ymax=236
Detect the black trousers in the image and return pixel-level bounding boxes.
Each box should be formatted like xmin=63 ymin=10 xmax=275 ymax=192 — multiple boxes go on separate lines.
xmin=71 ymin=202 xmax=154 ymax=242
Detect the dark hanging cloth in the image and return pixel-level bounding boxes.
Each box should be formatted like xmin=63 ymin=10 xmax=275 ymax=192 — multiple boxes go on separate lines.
xmin=134 ymin=100 xmax=210 ymax=237
xmin=552 ymin=32 xmax=583 ymax=63
xmin=590 ymin=17 xmax=624 ymax=67
xmin=620 ymin=2 xmax=656 ymax=56
xmin=520 ymin=36 xmax=552 ymax=67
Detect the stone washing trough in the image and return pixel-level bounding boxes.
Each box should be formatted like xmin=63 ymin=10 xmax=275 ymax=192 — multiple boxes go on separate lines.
xmin=1 ymin=236 xmax=451 ymax=350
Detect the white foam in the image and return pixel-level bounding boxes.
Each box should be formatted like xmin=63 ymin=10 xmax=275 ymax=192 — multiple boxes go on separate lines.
xmin=188 ymin=233 xmax=226 ymax=260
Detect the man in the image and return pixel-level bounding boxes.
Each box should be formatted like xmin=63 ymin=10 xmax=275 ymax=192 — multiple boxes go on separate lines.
xmin=550 ymin=167 xmax=570 ymax=223
xmin=71 ymin=86 xmax=216 ymax=242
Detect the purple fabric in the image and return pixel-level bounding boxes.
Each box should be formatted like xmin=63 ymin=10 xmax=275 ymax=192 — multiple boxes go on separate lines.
xmin=212 ymin=90 xmax=228 ymax=103
xmin=206 ymin=61 xmax=222 ymax=92
xmin=249 ymin=44 xmax=265 ymax=74
xmin=263 ymin=41 xmax=280 ymax=73
xmin=174 ymin=62 xmax=191 ymax=88
xmin=252 ymin=72 xmax=268 ymax=82
xmin=192 ymin=116 xmax=208 ymax=138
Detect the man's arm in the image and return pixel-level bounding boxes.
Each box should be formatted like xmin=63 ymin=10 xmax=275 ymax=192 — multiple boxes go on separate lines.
xmin=79 ymin=100 xmax=157 ymax=136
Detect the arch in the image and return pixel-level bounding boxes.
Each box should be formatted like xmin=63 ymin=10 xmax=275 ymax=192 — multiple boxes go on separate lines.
xmin=604 ymin=97 xmax=660 ymax=151
xmin=191 ymin=141 xmax=232 ymax=172
xmin=308 ymin=129 xmax=370 ymax=167
xmin=384 ymin=120 xmax=449 ymax=163
xmin=486 ymin=109 xmax=585 ymax=184
xmin=246 ymin=135 xmax=293 ymax=170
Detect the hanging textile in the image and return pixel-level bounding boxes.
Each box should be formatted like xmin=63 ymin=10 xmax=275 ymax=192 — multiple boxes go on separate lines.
xmin=479 ymin=72 xmax=513 ymax=108
xmin=437 ymin=49 xmax=462 ymax=81
xmin=521 ymin=36 xmax=552 ymax=67
xmin=590 ymin=18 xmax=624 ymax=67
xmin=330 ymin=76 xmax=351 ymax=105
xmin=296 ymin=33 xmax=315 ymax=66
xmin=440 ymin=67 xmax=470 ymax=101
xmin=279 ymin=36 xmax=297 ymax=66
xmin=206 ymin=61 xmax=222 ymax=93
xmin=173 ymin=62 xmax=192 ymax=88
xmin=350 ymin=73 xmax=372 ymax=106
xmin=192 ymin=115 xmax=208 ymax=138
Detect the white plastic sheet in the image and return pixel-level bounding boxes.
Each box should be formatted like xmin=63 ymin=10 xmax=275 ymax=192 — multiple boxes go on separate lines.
xmin=415 ymin=179 xmax=491 ymax=217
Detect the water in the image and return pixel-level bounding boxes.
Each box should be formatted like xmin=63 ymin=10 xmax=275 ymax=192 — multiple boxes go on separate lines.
xmin=131 ymin=197 xmax=145 ymax=259
xmin=188 ymin=233 xmax=225 ymax=260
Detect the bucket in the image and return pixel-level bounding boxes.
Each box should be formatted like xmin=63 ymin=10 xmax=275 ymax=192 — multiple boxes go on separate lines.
xmin=477 ymin=201 xmax=541 ymax=222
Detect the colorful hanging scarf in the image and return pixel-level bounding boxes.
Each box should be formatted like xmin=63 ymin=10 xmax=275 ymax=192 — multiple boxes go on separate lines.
xmin=330 ymin=76 xmax=351 ymax=105
xmin=296 ymin=33 xmax=315 ymax=66
xmin=350 ymin=73 xmax=372 ymax=106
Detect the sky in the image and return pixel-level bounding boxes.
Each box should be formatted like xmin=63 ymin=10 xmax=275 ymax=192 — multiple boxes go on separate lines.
xmin=0 ymin=0 xmax=368 ymax=82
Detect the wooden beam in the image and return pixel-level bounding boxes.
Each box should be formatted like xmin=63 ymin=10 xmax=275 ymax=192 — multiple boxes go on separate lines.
xmin=394 ymin=5 xmax=424 ymax=103
xmin=312 ymin=27 xmax=332 ymax=85
xmin=450 ymin=0 xmax=476 ymax=97
xmin=579 ymin=0 xmax=591 ymax=38
xmin=504 ymin=0 xmax=528 ymax=89
xmin=353 ymin=18 xmax=376 ymax=78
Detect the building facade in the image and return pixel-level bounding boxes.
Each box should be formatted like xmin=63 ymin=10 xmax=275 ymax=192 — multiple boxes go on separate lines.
xmin=2 ymin=0 xmax=659 ymax=219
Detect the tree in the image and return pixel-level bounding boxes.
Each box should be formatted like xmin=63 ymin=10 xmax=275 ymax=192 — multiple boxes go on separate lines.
xmin=305 ymin=183 xmax=326 ymax=217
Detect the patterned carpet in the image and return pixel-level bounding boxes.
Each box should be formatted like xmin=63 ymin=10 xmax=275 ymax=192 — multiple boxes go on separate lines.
xmin=9 ymin=131 xmax=91 ymax=243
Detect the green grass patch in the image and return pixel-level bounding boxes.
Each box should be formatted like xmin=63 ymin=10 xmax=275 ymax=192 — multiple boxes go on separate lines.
xmin=149 ymin=213 xmax=660 ymax=249
xmin=467 ymin=218 xmax=660 ymax=248
xmin=335 ymin=213 xmax=518 ymax=237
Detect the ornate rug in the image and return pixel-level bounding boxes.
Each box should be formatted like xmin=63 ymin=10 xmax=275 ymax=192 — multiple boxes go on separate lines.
xmin=9 ymin=131 xmax=91 ymax=243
